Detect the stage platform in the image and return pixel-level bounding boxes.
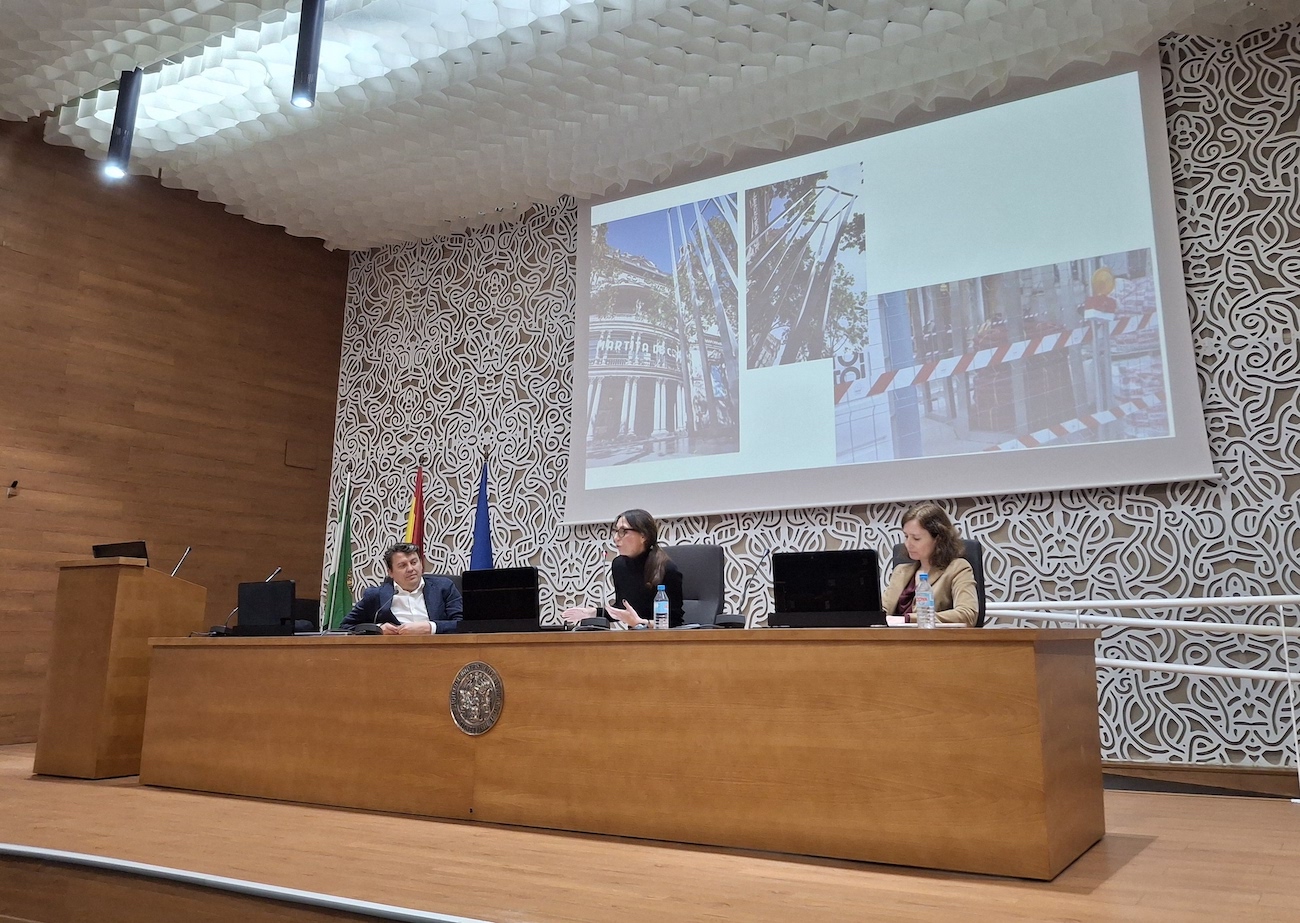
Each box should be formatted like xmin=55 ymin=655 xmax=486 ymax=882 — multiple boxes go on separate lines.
xmin=1 ymin=743 xmax=1297 ymax=922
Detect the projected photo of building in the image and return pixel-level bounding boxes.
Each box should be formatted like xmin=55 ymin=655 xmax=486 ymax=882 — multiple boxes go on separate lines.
xmin=586 ymin=197 xmax=740 ymax=466
xmin=745 ymin=165 xmax=868 ymax=369
xmin=835 ymin=249 xmax=1169 ymax=462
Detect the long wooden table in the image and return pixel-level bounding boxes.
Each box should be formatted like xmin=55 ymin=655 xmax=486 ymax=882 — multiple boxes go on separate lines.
xmin=139 ymin=628 xmax=1104 ymax=879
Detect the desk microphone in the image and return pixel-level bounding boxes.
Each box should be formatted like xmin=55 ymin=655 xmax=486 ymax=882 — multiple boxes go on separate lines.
xmin=170 ymin=546 xmax=192 ymax=577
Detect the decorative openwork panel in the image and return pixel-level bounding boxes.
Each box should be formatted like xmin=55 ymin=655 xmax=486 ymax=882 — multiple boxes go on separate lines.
xmin=331 ymin=22 xmax=1300 ymax=767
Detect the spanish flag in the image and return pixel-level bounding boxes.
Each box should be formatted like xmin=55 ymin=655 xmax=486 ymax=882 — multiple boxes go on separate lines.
xmin=403 ymin=465 xmax=425 ymax=553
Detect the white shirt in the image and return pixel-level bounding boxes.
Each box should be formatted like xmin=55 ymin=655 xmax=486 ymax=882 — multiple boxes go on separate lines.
xmin=391 ymin=578 xmax=436 ymax=633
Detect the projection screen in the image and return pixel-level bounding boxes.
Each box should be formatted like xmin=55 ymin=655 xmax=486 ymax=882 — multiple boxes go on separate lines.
xmin=564 ymin=55 xmax=1215 ymax=524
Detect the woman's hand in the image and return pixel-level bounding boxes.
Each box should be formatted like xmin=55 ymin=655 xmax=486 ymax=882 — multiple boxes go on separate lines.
xmin=560 ymin=606 xmax=597 ymax=623
xmin=607 ymin=599 xmax=646 ymax=628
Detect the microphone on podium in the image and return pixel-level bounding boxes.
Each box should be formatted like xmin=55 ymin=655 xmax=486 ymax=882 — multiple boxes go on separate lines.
xmin=170 ymin=546 xmax=192 ymax=577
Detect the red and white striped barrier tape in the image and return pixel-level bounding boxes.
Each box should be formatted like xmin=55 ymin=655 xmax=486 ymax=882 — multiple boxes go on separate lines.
xmin=982 ymin=392 xmax=1166 ymax=451
xmin=834 ymin=312 xmax=1157 ymax=404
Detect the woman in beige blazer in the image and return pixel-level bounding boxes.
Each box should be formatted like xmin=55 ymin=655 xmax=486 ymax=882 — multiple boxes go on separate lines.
xmin=882 ymin=502 xmax=978 ymax=626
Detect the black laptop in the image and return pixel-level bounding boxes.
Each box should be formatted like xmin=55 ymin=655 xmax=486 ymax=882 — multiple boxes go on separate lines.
xmin=233 ymin=579 xmax=297 ymax=636
xmin=460 ymin=567 xmax=541 ymax=633
xmin=769 ymin=549 xmax=886 ymax=627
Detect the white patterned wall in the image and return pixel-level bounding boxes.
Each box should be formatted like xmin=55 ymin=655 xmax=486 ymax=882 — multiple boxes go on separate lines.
xmin=331 ymin=22 xmax=1300 ymax=768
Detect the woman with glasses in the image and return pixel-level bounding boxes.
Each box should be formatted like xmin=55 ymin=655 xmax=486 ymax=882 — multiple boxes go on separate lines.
xmin=561 ymin=508 xmax=685 ymax=628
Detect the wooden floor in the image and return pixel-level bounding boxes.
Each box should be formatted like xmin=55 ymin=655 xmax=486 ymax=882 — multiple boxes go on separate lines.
xmin=1 ymin=744 xmax=1297 ymax=922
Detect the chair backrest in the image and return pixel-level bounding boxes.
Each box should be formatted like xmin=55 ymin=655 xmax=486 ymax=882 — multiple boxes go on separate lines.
xmin=664 ymin=544 xmax=725 ymax=626
xmin=889 ymin=539 xmax=987 ymax=627
xmin=428 ymin=572 xmax=463 ymax=592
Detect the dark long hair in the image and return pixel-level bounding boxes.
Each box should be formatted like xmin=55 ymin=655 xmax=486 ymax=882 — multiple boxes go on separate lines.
xmin=901 ymin=502 xmax=964 ymax=570
xmin=618 ymin=508 xmax=671 ymax=588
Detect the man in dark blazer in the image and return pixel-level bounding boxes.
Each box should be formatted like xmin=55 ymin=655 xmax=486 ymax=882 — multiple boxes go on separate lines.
xmin=339 ymin=542 xmax=463 ymax=634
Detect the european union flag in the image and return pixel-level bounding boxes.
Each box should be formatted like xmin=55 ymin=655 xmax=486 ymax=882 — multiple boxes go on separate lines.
xmin=470 ymin=461 xmax=493 ymax=570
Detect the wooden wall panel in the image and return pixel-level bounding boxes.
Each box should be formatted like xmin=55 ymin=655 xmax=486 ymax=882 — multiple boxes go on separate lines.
xmin=0 ymin=118 xmax=350 ymax=744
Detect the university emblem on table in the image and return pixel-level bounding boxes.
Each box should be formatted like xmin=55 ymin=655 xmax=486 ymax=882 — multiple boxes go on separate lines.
xmin=450 ymin=661 xmax=504 ymax=736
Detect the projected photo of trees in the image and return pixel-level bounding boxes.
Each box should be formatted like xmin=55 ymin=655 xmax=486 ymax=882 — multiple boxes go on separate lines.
xmin=745 ymin=165 xmax=868 ymax=369
xmin=835 ymin=248 xmax=1169 ymax=463
xmin=586 ymin=196 xmax=740 ymax=467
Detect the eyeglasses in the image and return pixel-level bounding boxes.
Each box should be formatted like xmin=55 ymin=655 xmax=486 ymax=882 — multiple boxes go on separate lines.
xmin=614 ymin=527 xmax=638 ymax=538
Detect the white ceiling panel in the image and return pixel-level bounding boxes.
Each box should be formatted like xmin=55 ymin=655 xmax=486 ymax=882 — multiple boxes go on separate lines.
xmin=2 ymin=0 xmax=1294 ymax=248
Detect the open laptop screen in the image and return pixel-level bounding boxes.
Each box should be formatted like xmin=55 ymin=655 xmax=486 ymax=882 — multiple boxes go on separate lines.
xmin=236 ymin=579 xmax=296 ymax=636
xmin=460 ymin=567 xmax=541 ymax=633
xmin=770 ymin=549 xmax=884 ymax=628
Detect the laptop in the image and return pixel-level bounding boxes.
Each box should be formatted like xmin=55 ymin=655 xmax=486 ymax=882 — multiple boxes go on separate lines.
xmin=92 ymin=541 xmax=148 ymax=564
xmin=460 ymin=566 xmax=541 ymax=633
xmin=768 ymin=549 xmax=886 ymax=628
xmin=233 ymin=579 xmax=296 ymax=636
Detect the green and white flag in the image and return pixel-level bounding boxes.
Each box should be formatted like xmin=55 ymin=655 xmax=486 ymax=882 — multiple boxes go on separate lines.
xmin=322 ymin=475 xmax=355 ymax=631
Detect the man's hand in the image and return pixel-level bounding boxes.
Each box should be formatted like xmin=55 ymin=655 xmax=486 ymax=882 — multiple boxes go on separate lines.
xmin=380 ymin=621 xmax=434 ymax=635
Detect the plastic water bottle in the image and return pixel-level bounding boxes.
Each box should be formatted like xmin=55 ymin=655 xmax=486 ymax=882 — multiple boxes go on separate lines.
xmin=914 ymin=572 xmax=937 ymax=629
xmin=653 ymin=585 xmax=669 ymax=630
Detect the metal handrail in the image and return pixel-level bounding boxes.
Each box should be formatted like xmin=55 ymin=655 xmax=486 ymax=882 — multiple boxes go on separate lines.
xmin=986 ymin=594 xmax=1300 ymax=797
xmin=990 ymin=594 xmax=1300 ymax=610
xmin=990 ymin=611 xmax=1293 ymax=635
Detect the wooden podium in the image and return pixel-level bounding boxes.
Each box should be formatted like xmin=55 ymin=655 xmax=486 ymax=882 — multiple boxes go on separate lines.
xmin=34 ymin=558 xmax=207 ymax=779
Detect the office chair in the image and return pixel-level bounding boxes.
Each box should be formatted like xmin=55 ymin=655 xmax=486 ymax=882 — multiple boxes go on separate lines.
xmin=428 ymin=572 xmax=463 ymax=592
xmin=663 ymin=544 xmax=726 ymax=626
xmin=889 ymin=538 xmax=987 ymax=627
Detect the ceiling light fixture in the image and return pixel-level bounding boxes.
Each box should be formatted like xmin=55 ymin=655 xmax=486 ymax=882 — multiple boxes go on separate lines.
xmin=102 ymin=67 xmax=142 ymax=179
xmin=291 ymin=0 xmax=326 ymax=109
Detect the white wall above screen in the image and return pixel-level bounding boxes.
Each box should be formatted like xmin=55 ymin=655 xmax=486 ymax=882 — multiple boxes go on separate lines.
xmin=564 ymin=54 xmax=1215 ymax=525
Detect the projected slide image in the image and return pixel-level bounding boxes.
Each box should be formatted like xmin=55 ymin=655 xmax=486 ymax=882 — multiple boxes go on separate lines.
xmin=571 ymin=69 xmax=1214 ymax=523
xmin=746 ymin=165 xmax=868 ymax=370
xmin=587 ymin=196 xmax=741 ymax=467
xmin=835 ymin=249 xmax=1169 ymax=463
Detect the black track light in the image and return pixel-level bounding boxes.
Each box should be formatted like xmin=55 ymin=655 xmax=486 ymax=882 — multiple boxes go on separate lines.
xmin=292 ymin=0 xmax=326 ymax=109
xmin=103 ymin=67 xmax=142 ymax=179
